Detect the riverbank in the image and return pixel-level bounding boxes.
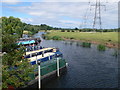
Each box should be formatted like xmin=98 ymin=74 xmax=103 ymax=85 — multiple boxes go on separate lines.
xmin=43 ymin=32 xmax=119 ymax=48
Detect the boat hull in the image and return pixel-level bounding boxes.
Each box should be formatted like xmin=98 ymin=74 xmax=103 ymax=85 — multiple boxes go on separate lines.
xmin=28 ymin=65 xmax=67 ymax=87
xmin=23 ymin=58 xmax=67 ymax=88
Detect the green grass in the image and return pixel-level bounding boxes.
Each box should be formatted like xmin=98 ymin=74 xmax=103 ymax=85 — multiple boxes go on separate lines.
xmin=45 ymin=32 xmax=118 ymax=44
xmin=23 ymin=30 xmax=33 ymax=36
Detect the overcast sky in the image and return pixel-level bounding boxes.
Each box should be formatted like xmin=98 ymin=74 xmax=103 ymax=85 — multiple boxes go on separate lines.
xmin=1 ymin=0 xmax=119 ymax=29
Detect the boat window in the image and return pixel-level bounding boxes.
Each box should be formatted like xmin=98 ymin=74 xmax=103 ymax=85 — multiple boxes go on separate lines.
xmin=41 ymin=57 xmax=49 ymax=62
xmin=37 ymin=52 xmax=42 ymax=55
xmin=32 ymin=53 xmax=37 ymax=57
xmin=53 ymin=49 xmax=56 ymax=52
xmin=48 ymin=49 xmax=53 ymax=52
xmin=26 ymin=46 xmax=33 ymax=51
xmin=25 ymin=54 xmax=30 ymax=58
xmin=56 ymin=54 xmax=63 ymax=57
xmin=44 ymin=50 xmax=48 ymax=53
xmin=40 ymin=46 xmax=43 ymax=49
xmin=34 ymin=46 xmax=38 ymax=50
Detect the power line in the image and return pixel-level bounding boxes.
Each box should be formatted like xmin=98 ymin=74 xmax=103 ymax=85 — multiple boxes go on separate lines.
xmin=80 ymin=1 xmax=91 ymax=29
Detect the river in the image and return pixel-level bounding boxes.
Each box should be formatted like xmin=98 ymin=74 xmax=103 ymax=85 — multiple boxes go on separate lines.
xmin=32 ymin=32 xmax=118 ymax=88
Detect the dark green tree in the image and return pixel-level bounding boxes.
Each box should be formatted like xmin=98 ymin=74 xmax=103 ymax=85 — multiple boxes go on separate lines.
xmin=1 ymin=16 xmax=35 ymax=88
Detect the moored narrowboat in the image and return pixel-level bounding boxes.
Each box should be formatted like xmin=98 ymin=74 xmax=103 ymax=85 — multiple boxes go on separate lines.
xmin=17 ymin=38 xmax=68 ymax=88
xmin=22 ymin=46 xmax=68 ymax=87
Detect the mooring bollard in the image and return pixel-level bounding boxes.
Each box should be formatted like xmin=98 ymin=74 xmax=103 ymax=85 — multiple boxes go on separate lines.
xmin=57 ymin=58 xmax=60 ymax=77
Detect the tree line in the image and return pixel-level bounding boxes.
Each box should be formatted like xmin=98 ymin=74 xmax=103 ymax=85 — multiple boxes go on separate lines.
xmin=60 ymin=28 xmax=119 ymax=32
xmin=1 ymin=16 xmax=119 ymax=37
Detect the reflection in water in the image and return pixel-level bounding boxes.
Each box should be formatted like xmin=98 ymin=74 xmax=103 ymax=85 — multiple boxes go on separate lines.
xmin=112 ymin=49 xmax=119 ymax=58
xmin=32 ymin=32 xmax=118 ymax=88
xmin=76 ymin=42 xmax=81 ymax=46
xmin=69 ymin=42 xmax=73 ymax=45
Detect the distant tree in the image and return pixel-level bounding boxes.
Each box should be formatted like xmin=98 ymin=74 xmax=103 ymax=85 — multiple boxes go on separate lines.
xmin=61 ymin=30 xmax=65 ymax=32
xmin=75 ymin=27 xmax=79 ymax=30
xmin=67 ymin=30 xmax=70 ymax=32
xmin=71 ymin=30 xmax=75 ymax=32
xmin=79 ymin=29 xmax=82 ymax=32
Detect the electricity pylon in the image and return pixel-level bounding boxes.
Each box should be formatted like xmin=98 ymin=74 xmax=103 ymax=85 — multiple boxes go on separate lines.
xmin=91 ymin=0 xmax=106 ymax=31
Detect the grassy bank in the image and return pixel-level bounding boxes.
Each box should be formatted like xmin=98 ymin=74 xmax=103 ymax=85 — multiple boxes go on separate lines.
xmin=23 ymin=30 xmax=34 ymax=36
xmin=43 ymin=31 xmax=119 ymax=48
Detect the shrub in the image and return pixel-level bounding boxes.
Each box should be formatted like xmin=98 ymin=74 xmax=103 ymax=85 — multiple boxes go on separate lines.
xmin=42 ymin=34 xmax=51 ymax=40
xmin=82 ymin=42 xmax=91 ymax=48
xmin=71 ymin=30 xmax=75 ymax=32
xmin=97 ymin=44 xmax=106 ymax=51
xmin=79 ymin=30 xmax=81 ymax=32
xmin=70 ymin=37 xmax=74 ymax=39
xmin=52 ymin=36 xmax=62 ymax=40
xmin=67 ymin=30 xmax=70 ymax=32
xmin=61 ymin=30 xmax=65 ymax=32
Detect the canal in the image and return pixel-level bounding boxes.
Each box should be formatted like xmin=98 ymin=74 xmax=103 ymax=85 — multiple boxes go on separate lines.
xmin=32 ymin=32 xmax=118 ymax=88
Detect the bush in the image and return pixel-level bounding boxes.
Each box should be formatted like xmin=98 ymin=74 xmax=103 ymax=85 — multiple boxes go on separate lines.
xmin=61 ymin=30 xmax=65 ymax=32
xmin=52 ymin=36 xmax=62 ymax=40
xmin=67 ymin=30 xmax=70 ymax=32
xmin=82 ymin=42 xmax=91 ymax=48
xmin=79 ymin=30 xmax=81 ymax=32
xmin=71 ymin=30 xmax=75 ymax=32
xmin=97 ymin=44 xmax=106 ymax=51
xmin=42 ymin=34 xmax=51 ymax=40
xmin=70 ymin=37 xmax=74 ymax=39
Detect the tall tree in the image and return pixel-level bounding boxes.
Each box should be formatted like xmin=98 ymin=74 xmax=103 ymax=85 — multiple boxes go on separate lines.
xmin=1 ymin=16 xmax=35 ymax=88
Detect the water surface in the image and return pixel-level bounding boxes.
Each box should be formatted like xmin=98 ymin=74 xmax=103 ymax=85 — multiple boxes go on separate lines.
xmin=32 ymin=32 xmax=118 ymax=88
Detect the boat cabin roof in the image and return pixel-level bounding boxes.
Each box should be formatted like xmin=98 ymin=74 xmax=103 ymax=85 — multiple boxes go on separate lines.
xmin=25 ymin=47 xmax=55 ymax=55
xmin=17 ymin=40 xmax=35 ymax=45
xmin=28 ymin=52 xmax=55 ymax=62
